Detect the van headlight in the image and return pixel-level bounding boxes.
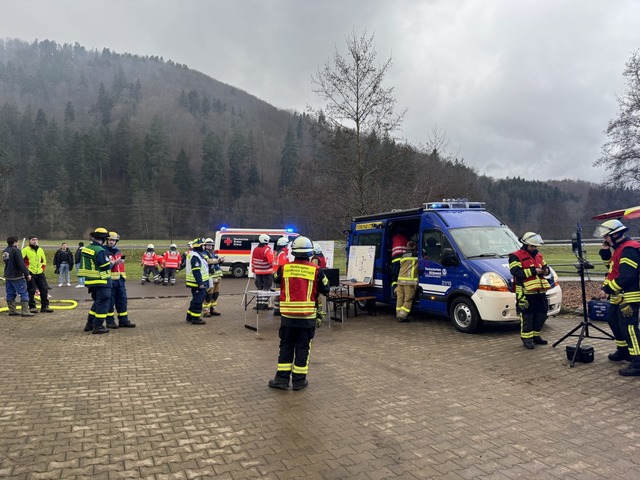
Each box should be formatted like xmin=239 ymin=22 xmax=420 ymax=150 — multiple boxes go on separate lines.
xmin=547 ymin=266 xmax=559 ymax=287
xmin=478 ymin=272 xmax=510 ymax=292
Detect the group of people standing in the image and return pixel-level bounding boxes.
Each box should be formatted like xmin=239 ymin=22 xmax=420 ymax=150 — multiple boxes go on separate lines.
xmin=77 ymin=228 xmax=135 ymax=334
xmin=509 ymin=220 xmax=640 ymax=378
xmin=2 ymin=235 xmax=57 ymax=316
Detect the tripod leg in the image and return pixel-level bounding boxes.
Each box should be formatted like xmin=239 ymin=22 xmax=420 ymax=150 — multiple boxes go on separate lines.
xmin=552 ymin=322 xmax=584 ymax=347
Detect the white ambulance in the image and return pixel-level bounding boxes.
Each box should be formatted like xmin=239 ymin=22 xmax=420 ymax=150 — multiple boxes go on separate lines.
xmin=214 ymin=228 xmax=299 ymax=277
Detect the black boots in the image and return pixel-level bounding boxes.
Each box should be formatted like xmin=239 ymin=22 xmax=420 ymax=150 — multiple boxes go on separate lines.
xmin=92 ymin=324 xmax=109 ymax=334
xmin=608 ymin=348 xmax=631 ymax=362
xmin=609 ymin=348 xmax=631 ymax=362
xmin=268 ymin=378 xmax=289 ymax=390
xmin=533 ymin=336 xmax=548 ymax=345
xmin=119 ymin=319 xmax=136 ymax=328
xmin=522 ymin=338 xmax=535 ymax=349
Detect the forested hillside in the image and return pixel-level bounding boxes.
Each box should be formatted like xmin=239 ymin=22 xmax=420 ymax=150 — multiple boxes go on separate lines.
xmin=0 ymin=38 xmax=637 ymax=241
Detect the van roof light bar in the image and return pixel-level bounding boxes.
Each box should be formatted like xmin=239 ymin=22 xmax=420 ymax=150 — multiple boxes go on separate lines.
xmin=424 ymin=198 xmax=485 ymax=210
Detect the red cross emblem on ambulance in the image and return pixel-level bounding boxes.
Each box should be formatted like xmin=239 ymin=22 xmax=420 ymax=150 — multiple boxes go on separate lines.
xmin=224 ymin=237 xmax=233 ymax=246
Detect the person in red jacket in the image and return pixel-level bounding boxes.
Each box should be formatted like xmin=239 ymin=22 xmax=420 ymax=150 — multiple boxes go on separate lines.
xmin=268 ymin=236 xmax=330 ymax=391
xmin=310 ymin=242 xmax=327 ymax=268
xmin=140 ymin=244 xmax=162 ymax=284
xmin=272 ymin=237 xmax=291 ymax=315
xmin=162 ymin=244 xmax=181 ymax=286
xmin=250 ymin=234 xmax=274 ymax=310
xmin=509 ymin=232 xmax=552 ymax=349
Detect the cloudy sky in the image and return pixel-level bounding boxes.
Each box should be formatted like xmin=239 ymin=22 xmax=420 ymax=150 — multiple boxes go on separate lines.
xmin=2 ymin=0 xmax=639 ymax=183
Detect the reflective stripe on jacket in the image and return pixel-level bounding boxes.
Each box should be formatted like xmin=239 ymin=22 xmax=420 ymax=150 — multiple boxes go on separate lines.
xmin=602 ymin=239 xmax=640 ymax=303
xmin=509 ymin=248 xmax=551 ymax=295
xmin=78 ymin=243 xmax=112 ymax=286
xmin=251 ymin=244 xmax=274 ymax=275
xmin=163 ymin=250 xmax=181 ymax=269
xmin=397 ymin=254 xmax=419 ymax=286
xmin=279 ymin=261 xmax=323 ymax=320
xmin=186 ymin=250 xmax=209 ymax=288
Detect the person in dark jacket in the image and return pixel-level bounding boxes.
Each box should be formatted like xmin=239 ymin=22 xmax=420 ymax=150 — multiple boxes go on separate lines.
xmin=75 ymin=242 xmax=85 ymax=287
xmin=54 ymin=242 xmax=74 ymax=287
xmin=2 ymin=236 xmax=33 ymax=317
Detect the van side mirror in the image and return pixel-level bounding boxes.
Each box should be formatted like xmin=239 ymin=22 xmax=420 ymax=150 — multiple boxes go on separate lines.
xmin=442 ymin=248 xmax=459 ymax=267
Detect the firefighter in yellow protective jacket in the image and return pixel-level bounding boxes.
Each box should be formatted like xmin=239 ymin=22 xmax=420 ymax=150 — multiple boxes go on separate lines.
xmin=268 ymin=236 xmax=330 ymax=391
xmin=396 ymin=241 xmax=418 ymax=323
xmin=509 ymin=232 xmax=551 ymax=349
xmin=595 ymin=220 xmax=640 ymax=376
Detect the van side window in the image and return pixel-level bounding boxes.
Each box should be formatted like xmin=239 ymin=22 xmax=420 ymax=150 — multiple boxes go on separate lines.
xmin=356 ymin=233 xmax=382 ymax=259
xmin=421 ymin=231 xmax=450 ymax=264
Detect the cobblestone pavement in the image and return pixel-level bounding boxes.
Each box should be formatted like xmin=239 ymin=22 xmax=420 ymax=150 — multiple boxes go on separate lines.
xmin=1 ymin=291 xmax=639 ymax=479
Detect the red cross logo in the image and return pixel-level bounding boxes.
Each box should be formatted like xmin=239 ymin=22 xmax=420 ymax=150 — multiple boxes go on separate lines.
xmin=224 ymin=237 xmax=233 ymax=246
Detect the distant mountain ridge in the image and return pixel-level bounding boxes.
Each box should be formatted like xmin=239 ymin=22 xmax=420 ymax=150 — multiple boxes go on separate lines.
xmin=0 ymin=38 xmax=638 ymax=240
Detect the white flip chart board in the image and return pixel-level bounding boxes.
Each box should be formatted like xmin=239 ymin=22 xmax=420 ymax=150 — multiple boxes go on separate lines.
xmin=346 ymin=245 xmax=375 ymax=283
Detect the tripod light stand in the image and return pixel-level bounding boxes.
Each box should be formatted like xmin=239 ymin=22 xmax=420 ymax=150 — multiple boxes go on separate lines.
xmin=552 ymin=223 xmax=613 ymax=367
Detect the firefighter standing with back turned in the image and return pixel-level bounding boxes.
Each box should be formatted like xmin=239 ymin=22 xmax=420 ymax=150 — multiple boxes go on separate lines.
xmin=595 ymin=219 xmax=640 ymax=376
xmin=509 ymin=232 xmax=551 ymax=349
xmin=251 ymin=234 xmax=274 ymax=310
xmin=268 ymin=236 xmax=330 ymax=391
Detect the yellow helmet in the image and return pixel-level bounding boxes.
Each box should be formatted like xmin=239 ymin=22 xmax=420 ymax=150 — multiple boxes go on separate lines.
xmin=90 ymin=227 xmax=108 ymax=240
xmin=108 ymin=231 xmax=120 ymax=241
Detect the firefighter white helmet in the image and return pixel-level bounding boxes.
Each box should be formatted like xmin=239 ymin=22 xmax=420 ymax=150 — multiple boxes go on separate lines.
xmin=170 ymin=243 xmax=177 ymax=249
xmin=313 ymin=242 xmax=323 ymax=255
xmin=520 ymin=232 xmax=544 ymax=247
xmin=276 ymin=237 xmax=289 ymax=247
xmin=147 ymin=243 xmax=154 ymax=249
xmin=204 ymin=237 xmax=214 ymax=245
xmin=291 ymin=236 xmax=314 ymax=258
xmin=594 ymin=219 xmax=628 ymax=238
xmin=258 ymin=234 xmax=270 ymax=244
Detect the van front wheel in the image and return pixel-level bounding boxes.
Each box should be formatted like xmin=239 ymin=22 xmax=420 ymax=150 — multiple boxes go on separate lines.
xmin=231 ymin=264 xmax=247 ymax=278
xmin=449 ymin=297 xmax=483 ymax=333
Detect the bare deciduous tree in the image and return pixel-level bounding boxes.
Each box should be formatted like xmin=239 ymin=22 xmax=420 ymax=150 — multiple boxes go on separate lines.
xmin=595 ymin=50 xmax=640 ymax=187
xmin=308 ymin=29 xmax=406 ymax=219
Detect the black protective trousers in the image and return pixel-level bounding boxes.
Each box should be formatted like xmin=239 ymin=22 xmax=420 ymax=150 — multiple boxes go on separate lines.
xmin=27 ymin=273 xmax=49 ymax=310
xmin=519 ymin=292 xmax=548 ymax=339
xmin=613 ymin=303 xmax=640 ymax=368
xmin=275 ymin=325 xmax=315 ymax=382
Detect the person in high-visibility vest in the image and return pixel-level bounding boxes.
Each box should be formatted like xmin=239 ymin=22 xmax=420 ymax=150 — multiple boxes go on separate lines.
xmin=140 ymin=244 xmax=162 ymax=284
xmin=594 ymin=219 xmax=640 ymax=376
xmin=509 ymin=232 xmax=552 ymax=349
xmin=202 ymin=238 xmax=224 ymax=317
xmin=104 ymin=231 xmax=135 ymax=329
xmin=272 ymin=237 xmax=291 ymax=315
xmin=250 ymin=234 xmax=274 ymax=310
xmin=162 ymin=244 xmax=181 ymax=286
xmin=396 ymin=241 xmax=419 ymax=323
xmin=268 ymin=236 xmax=330 ymax=391
xmin=184 ymin=238 xmax=209 ymax=325
xmin=78 ymin=228 xmax=113 ymax=334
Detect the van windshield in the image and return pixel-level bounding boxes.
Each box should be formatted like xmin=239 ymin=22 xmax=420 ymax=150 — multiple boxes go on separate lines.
xmin=449 ymin=227 xmax=521 ymax=258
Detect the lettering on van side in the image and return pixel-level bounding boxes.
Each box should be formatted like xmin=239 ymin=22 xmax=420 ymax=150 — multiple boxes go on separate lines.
xmin=424 ymin=266 xmax=446 ymax=278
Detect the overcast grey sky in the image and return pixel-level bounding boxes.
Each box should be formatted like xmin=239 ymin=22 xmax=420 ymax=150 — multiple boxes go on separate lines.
xmin=2 ymin=0 xmax=639 ymax=183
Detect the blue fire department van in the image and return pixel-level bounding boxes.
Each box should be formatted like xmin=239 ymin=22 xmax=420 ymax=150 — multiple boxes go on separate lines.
xmin=346 ymin=200 xmax=563 ymax=333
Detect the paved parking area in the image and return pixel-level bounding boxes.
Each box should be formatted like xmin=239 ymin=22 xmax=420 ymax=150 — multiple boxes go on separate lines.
xmin=1 ymin=292 xmax=639 ymax=479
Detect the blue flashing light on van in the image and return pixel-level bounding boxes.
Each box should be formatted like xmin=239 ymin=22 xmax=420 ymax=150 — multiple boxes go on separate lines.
xmin=346 ymin=199 xmax=563 ymax=333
